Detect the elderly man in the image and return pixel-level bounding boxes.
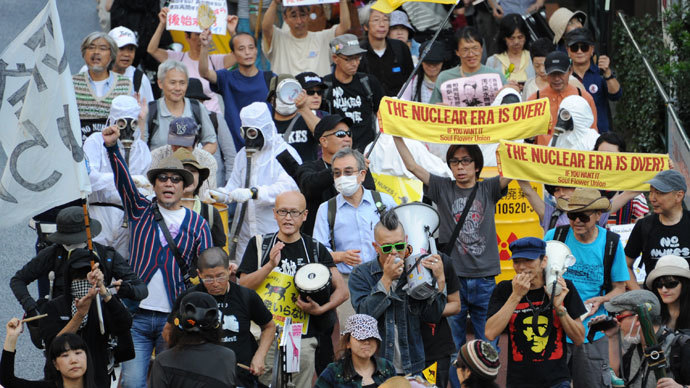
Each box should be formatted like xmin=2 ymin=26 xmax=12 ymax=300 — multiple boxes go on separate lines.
xmin=625 ymin=170 xmax=690 ymax=289
xmin=73 ymin=31 xmax=133 ymax=140
xmin=101 ymin=122 xmax=212 ymax=388
xmin=544 ymin=188 xmax=629 ymax=388
xmin=348 ymin=209 xmax=448 ymax=375
xmin=528 ymin=51 xmax=598 ymax=145
xmin=145 ymin=59 xmax=217 ymax=153
xmin=486 ymin=237 xmax=586 ymax=388
xmin=261 ymin=0 xmax=351 ymax=76
xmin=237 ymin=191 xmax=348 ymax=387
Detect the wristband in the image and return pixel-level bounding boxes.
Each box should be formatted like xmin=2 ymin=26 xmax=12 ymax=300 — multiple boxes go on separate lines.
xmin=556 ymin=306 xmax=567 ymax=317
xmin=604 ymin=72 xmax=616 ymax=81
xmin=250 ymin=187 xmax=258 ymax=200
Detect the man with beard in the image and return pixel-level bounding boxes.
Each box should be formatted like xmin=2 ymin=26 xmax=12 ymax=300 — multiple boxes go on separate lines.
xmin=486 ymin=237 xmax=586 ymax=388
xmin=101 ymin=123 xmax=212 ymax=388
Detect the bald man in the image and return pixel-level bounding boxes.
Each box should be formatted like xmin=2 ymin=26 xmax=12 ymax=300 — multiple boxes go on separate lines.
xmin=237 ymin=191 xmax=348 ymax=387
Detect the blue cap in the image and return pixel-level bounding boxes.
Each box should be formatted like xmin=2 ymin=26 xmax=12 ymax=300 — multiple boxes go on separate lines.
xmin=509 ymin=237 xmax=546 ymax=260
xmin=646 ymin=169 xmax=687 ymax=193
xmin=168 ymin=117 xmax=199 ymax=147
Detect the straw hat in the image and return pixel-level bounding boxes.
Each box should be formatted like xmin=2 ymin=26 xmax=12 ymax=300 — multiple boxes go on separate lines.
xmin=556 ymin=187 xmax=611 ymax=212
xmin=549 ymin=8 xmax=587 ymax=44
xmin=645 ymin=255 xmax=690 ymax=289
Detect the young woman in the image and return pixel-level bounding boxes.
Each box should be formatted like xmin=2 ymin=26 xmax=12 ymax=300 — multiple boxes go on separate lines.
xmin=646 ymin=255 xmax=690 ymax=330
xmin=315 ymin=314 xmax=396 ymax=388
xmin=486 ymin=14 xmax=535 ymax=88
xmin=400 ymin=40 xmax=448 ymax=104
xmin=1 ymin=318 xmax=96 ymax=388
xmin=453 ymin=340 xmax=501 ymax=388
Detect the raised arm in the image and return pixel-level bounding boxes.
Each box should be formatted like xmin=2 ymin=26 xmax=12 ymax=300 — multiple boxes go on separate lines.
xmin=334 ymin=0 xmax=351 ymax=36
xmin=222 ymin=15 xmax=239 ymax=68
xmin=147 ymin=7 xmax=171 ymax=63
xmin=518 ymin=180 xmax=545 ymax=221
xmin=262 ymin=0 xmax=280 ymax=51
xmin=392 ymin=136 xmax=430 ymax=185
xmin=610 ymin=191 xmax=641 ymax=213
xmin=198 ymin=29 xmax=217 ymax=84
xmin=295 ymin=91 xmax=320 ymax=133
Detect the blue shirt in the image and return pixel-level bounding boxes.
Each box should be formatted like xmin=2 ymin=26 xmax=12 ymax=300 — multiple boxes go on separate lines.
xmin=573 ymin=61 xmax=622 ymax=133
xmin=544 ymin=225 xmax=629 ymax=342
xmin=313 ymin=189 xmax=398 ymax=274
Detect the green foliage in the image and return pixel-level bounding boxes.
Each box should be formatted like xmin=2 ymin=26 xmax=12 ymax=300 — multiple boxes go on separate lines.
xmin=662 ymin=2 xmax=690 ymax=136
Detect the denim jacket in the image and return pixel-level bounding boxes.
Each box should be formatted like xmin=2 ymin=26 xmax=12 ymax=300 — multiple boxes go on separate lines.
xmin=314 ymin=356 xmax=396 ymax=388
xmin=348 ymin=258 xmax=447 ymax=375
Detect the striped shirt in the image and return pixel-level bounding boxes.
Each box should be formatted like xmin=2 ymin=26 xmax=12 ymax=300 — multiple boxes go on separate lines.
xmin=107 ymin=144 xmax=211 ymax=306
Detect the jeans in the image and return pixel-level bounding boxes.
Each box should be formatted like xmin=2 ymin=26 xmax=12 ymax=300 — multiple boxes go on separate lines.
xmin=120 ymin=309 xmax=169 ymax=388
xmin=448 ymin=276 xmax=497 ymax=388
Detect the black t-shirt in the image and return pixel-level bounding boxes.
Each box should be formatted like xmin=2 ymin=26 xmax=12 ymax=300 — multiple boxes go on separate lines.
xmin=323 ymin=72 xmax=385 ymax=152
xmin=624 ymin=210 xmax=690 ymax=275
xmin=274 ymin=113 xmax=320 ymax=162
xmin=238 ymin=233 xmax=335 ymax=337
xmin=80 ymin=118 xmax=108 ymax=142
xmin=359 ymin=38 xmax=414 ymax=97
xmin=487 ymin=279 xmax=586 ymax=388
xmin=421 ymin=255 xmax=460 ymax=360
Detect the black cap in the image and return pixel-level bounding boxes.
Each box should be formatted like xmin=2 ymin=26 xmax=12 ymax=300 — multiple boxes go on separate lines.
xmin=564 ymin=27 xmax=594 ymax=46
xmin=296 ymin=72 xmax=326 ymax=90
xmin=185 ymin=78 xmax=210 ymax=101
xmin=314 ymin=114 xmax=353 ymax=139
xmin=545 ymin=51 xmax=571 ymax=74
xmin=419 ymin=40 xmax=448 ymax=63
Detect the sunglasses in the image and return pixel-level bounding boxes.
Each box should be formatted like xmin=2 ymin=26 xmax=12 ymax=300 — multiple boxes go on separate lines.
xmin=569 ymin=43 xmax=590 ymax=53
xmin=156 ymin=174 xmax=184 ymax=184
xmin=653 ymin=277 xmax=680 ymax=290
xmin=378 ymin=242 xmax=407 ymax=254
xmin=324 ymin=130 xmax=351 ymax=138
xmin=615 ymin=312 xmax=636 ymax=321
xmin=448 ymin=157 xmax=473 ymax=166
xmin=306 ymin=89 xmax=324 ymax=96
xmin=567 ymin=211 xmax=593 ymax=223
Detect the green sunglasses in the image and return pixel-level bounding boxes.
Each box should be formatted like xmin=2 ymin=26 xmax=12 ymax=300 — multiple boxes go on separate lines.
xmin=378 ymin=242 xmax=408 ymax=254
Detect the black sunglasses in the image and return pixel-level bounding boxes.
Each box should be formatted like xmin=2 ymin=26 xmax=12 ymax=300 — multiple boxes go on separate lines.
xmin=324 ymin=130 xmax=351 ymax=138
xmin=653 ymin=276 xmax=680 ymax=290
xmin=157 ymin=174 xmax=184 ymax=184
xmin=306 ymin=89 xmax=324 ymax=96
xmin=567 ymin=211 xmax=593 ymax=223
xmin=569 ymin=43 xmax=590 ymax=53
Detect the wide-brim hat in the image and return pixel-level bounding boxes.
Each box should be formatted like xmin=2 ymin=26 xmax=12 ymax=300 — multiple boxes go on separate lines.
xmin=645 ymin=255 xmax=690 ymax=289
xmin=146 ymin=154 xmax=195 ymax=187
xmin=419 ymin=40 xmax=448 ymax=63
xmin=342 ymin=314 xmax=382 ymax=342
xmin=173 ymin=148 xmax=210 ymax=188
xmin=549 ymin=8 xmax=587 ymax=44
xmin=390 ymin=10 xmax=415 ymax=36
xmin=556 ymin=187 xmax=610 ymax=212
xmin=48 ymin=206 xmax=102 ymax=245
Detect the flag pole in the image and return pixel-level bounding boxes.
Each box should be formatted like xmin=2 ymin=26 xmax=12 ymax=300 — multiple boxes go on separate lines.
xmin=81 ymin=197 xmax=105 ymax=335
xmin=365 ymin=0 xmax=461 ymax=159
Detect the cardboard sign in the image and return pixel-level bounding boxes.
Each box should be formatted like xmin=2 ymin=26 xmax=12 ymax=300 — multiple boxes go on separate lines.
xmin=284 ymin=323 xmax=303 ymax=373
xmin=167 ymin=0 xmax=228 ymax=35
xmin=440 ymin=73 xmax=503 ymax=107
xmin=256 ymin=271 xmax=309 ymax=334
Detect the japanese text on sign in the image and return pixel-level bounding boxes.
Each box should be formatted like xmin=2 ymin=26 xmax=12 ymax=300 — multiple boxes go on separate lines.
xmin=167 ymin=0 xmax=228 ymax=35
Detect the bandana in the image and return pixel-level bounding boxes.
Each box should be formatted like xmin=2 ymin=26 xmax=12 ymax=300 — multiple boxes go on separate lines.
xmin=70 ymin=279 xmax=91 ymax=330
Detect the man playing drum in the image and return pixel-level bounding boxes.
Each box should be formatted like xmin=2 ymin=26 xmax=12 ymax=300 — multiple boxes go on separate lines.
xmin=237 ymin=191 xmax=348 ymax=387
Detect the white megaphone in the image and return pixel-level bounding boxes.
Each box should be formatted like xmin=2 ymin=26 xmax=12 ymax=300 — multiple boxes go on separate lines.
xmin=544 ymin=240 xmax=576 ymax=297
xmin=392 ymin=202 xmax=440 ymax=300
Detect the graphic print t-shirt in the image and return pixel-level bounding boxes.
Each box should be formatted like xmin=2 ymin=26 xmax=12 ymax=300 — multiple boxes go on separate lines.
xmin=624 ymin=210 xmax=690 ymax=273
xmin=487 ymin=280 xmax=586 ymax=387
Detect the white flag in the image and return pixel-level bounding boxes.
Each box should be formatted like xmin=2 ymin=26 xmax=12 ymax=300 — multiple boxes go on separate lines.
xmin=0 ymin=0 xmax=90 ymax=226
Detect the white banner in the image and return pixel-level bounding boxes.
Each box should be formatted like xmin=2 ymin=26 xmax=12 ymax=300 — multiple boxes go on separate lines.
xmin=0 ymin=0 xmax=90 ymax=226
xmin=167 ymin=0 xmax=228 ymax=35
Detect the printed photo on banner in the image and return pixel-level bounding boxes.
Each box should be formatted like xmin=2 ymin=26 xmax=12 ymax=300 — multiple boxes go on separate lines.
xmin=378 ymin=97 xmax=550 ymax=144
xmin=256 ymin=271 xmax=310 ymax=334
xmin=167 ymin=0 xmax=228 ymax=35
xmin=496 ymin=140 xmax=670 ymax=191
xmin=441 ymin=73 xmax=503 ymax=107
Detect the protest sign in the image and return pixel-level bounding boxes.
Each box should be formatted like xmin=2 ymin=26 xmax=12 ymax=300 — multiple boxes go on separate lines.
xmin=283 ymin=0 xmax=339 ymax=6
xmin=256 ymin=271 xmax=309 ymax=334
xmin=372 ymin=173 xmax=423 ymax=204
xmin=167 ymin=0 xmax=228 ymax=35
xmin=440 ymin=73 xmax=503 ymax=107
xmin=0 ymin=0 xmax=91 ymax=226
xmin=378 ymin=97 xmax=550 ymax=144
xmin=496 ymin=140 xmax=670 ymax=191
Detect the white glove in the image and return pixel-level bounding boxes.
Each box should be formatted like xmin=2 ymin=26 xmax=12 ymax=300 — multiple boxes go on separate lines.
xmin=209 ymin=188 xmax=230 ymax=203
xmin=230 ymin=188 xmax=253 ymax=203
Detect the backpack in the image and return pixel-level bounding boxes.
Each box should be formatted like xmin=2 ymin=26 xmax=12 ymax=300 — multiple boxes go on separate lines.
xmin=147 ymin=99 xmax=204 ymax=147
xmin=667 ymin=329 xmax=690 ymax=384
xmin=326 ymin=191 xmax=387 ymax=250
xmin=133 ymin=68 xmax=144 ymax=94
xmin=553 ymin=225 xmax=620 ymax=294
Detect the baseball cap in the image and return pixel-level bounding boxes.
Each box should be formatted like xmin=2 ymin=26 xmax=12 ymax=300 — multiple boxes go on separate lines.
xmin=646 ymin=169 xmax=687 ymax=193
xmin=168 ymin=117 xmax=199 ymax=147
xmin=545 ymin=51 xmax=571 ymax=74
xmin=296 ymin=72 xmax=326 ymax=90
xmin=330 ymin=34 xmax=366 ymax=56
xmin=109 ymin=26 xmax=138 ymax=48
xmin=314 ymin=114 xmax=353 ymax=139
xmin=564 ymin=27 xmax=594 ymax=46
xmin=509 ymin=237 xmax=546 ymax=260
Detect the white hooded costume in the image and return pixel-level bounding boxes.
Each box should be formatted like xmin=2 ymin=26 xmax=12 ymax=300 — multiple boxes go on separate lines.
xmin=480 ymin=88 xmax=524 ymax=167
xmin=83 ymin=95 xmax=152 ymax=259
xmin=220 ymin=102 xmax=301 ymax=261
xmin=366 ymin=133 xmax=453 ymax=182
xmin=551 ymin=95 xmax=600 ymax=151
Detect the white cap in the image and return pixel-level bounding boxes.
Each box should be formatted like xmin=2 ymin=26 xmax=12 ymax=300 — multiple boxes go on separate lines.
xmin=108 ymin=26 xmax=138 ymax=48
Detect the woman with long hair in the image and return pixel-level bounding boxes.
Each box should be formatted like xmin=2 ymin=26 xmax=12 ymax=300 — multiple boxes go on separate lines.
xmin=453 ymin=339 xmax=501 ymax=388
xmin=315 ymin=314 xmax=396 ymax=387
xmin=400 ymin=40 xmax=448 ymax=104
xmin=646 ymin=255 xmax=690 ymax=330
xmin=486 ymin=13 xmax=535 ymax=88
xmin=1 ymin=318 xmax=96 ymax=388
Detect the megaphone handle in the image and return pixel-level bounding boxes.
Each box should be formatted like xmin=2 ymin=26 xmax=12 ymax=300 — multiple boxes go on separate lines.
xmin=429 ymin=237 xmax=438 ymax=255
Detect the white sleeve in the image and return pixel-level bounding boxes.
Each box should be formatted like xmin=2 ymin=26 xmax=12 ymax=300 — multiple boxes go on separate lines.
xmin=139 ymin=73 xmax=155 ymax=106
xmin=255 ymin=167 xmax=299 ymax=206
xmin=224 ymin=150 xmax=246 ymax=192
xmin=84 ymin=134 xmax=115 ymax=193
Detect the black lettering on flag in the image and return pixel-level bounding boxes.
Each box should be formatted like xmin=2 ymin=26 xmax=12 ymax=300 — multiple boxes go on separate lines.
xmin=10 ymin=120 xmax=62 ymax=192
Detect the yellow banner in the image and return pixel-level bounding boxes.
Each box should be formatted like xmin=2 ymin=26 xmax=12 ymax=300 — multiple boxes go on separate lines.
xmin=496 ymin=140 xmax=670 ymax=191
xmin=422 ymin=361 xmax=437 ymax=385
xmin=378 ymin=97 xmax=550 ymax=144
xmin=372 ymin=173 xmax=423 ymax=204
xmin=256 ymin=271 xmax=309 ymax=334
xmin=371 ymin=0 xmax=456 ymax=13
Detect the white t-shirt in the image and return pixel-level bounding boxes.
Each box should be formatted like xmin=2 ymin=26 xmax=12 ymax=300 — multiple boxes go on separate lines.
xmin=167 ymin=50 xmax=226 ymax=115
xmin=139 ymin=205 xmax=187 ymax=313
xmin=263 ymin=25 xmax=337 ymax=77
xmin=92 ymin=79 xmax=109 ymax=97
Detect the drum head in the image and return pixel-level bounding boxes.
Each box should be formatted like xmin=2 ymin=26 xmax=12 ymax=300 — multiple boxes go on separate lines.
xmin=276 ymin=79 xmax=302 ymax=104
xmin=294 ymin=263 xmax=330 ymax=291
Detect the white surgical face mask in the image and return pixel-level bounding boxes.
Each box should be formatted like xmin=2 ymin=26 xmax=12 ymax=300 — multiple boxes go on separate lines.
xmin=335 ymin=175 xmax=360 ymax=197
xmin=275 ymin=99 xmax=297 ymax=116
xmin=63 ymin=242 xmax=87 ymax=252
xmin=622 ymin=316 xmax=642 ymax=345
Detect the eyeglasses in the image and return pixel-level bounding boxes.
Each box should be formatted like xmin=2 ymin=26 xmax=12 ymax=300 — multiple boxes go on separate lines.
xmin=653 ymin=277 xmax=680 ymax=290
xmin=568 ymin=43 xmax=590 ymax=53
xmin=306 ymin=89 xmax=324 ymax=96
xmin=566 ymin=211 xmax=593 ymax=223
xmin=156 ymin=174 xmax=184 ymax=184
xmin=275 ymin=209 xmax=306 ymax=218
xmin=323 ymin=130 xmax=351 ymax=138
xmin=200 ymin=274 xmax=228 ymax=284
xmin=377 ymin=242 xmax=407 ymax=254
xmin=458 ymin=47 xmax=481 ymax=56
xmin=448 ymin=157 xmax=474 ymax=166
xmin=615 ymin=312 xmax=636 ymax=321
xmin=338 ymin=55 xmax=362 ymax=63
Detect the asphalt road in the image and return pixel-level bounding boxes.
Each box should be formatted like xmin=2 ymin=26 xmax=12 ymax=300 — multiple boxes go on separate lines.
xmin=0 ymin=0 xmax=99 ymax=379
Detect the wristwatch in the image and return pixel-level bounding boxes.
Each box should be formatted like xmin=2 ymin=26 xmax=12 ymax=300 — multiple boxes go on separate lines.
xmin=250 ymin=187 xmax=258 ymax=200
xmin=604 ymin=71 xmax=616 ymax=81
xmin=556 ymin=306 xmax=568 ymax=317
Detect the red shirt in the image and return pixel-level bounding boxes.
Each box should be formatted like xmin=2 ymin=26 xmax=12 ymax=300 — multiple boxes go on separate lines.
xmin=528 ymin=84 xmax=598 ymax=145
